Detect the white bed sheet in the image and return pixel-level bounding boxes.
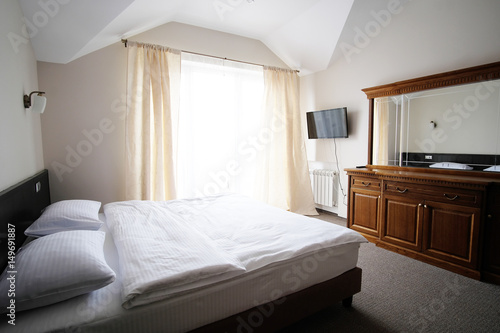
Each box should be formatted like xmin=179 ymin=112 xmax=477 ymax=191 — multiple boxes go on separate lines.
xmin=104 ymin=194 xmax=366 ymax=310
xmin=1 ymin=199 xmax=365 ymax=333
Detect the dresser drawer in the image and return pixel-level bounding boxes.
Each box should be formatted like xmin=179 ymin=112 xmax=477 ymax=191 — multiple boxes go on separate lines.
xmin=351 ymin=177 xmax=381 ymax=191
xmin=384 ymin=181 xmax=481 ymax=207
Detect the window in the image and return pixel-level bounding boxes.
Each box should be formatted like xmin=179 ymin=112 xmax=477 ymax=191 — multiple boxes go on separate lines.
xmin=176 ymin=53 xmax=264 ymax=198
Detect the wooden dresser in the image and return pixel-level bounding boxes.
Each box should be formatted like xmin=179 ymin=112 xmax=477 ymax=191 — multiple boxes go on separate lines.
xmin=346 ymin=167 xmax=500 ymax=283
xmin=347 ymin=61 xmax=500 ymax=283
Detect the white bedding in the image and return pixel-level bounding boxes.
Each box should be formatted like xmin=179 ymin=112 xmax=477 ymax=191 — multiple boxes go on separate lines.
xmin=1 ymin=193 xmax=367 ymax=332
xmin=104 ymin=193 xmax=367 ymax=309
xmin=104 ymin=198 xmax=246 ymax=309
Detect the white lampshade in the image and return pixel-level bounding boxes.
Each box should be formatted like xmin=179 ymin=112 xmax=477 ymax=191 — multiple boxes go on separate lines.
xmin=32 ymin=94 xmax=47 ymax=114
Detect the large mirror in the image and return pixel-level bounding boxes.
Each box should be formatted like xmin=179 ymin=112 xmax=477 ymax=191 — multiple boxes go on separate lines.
xmin=364 ymin=61 xmax=500 ymax=173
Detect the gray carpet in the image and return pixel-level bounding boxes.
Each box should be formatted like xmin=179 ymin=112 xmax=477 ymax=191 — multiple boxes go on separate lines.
xmin=279 ymin=211 xmax=500 ymax=333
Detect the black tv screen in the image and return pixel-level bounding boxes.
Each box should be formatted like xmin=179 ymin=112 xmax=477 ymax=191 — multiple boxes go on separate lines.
xmin=306 ymin=107 xmax=348 ymax=139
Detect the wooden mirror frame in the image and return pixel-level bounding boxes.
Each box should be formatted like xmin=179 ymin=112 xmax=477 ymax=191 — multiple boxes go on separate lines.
xmin=362 ymin=61 xmax=500 ymax=177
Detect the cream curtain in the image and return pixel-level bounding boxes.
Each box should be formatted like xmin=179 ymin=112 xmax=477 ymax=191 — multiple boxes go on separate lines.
xmin=125 ymin=42 xmax=181 ymax=200
xmin=255 ymin=67 xmax=317 ymax=215
xmin=374 ymin=97 xmax=389 ymax=165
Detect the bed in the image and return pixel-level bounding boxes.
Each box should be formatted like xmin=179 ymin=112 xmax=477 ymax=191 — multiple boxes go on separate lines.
xmin=0 ymin=170 xmax=366 ymax=332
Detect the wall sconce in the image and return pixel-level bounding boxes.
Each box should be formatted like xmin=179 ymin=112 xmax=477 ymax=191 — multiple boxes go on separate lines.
xmin=429 ymin=121 xmax=437 ymax=130
xmin=24 ymin=91 xmax=46 ymax=114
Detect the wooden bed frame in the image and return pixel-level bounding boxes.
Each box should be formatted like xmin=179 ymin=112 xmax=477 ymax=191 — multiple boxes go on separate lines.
xmin=0 ymin=169 xmax=362 ymax=332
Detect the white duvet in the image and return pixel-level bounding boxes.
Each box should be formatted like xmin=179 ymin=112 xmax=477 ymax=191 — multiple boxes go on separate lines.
xmin=104 ymin=193 xmax=366 ymax=309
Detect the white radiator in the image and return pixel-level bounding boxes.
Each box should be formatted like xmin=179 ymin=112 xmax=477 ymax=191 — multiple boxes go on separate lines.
xmin=309 ymin=169 xmax=338 ymax=207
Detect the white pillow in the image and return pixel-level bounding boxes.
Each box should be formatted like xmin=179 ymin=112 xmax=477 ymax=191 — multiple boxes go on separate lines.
xmin=429 ymin=162 xmax=473 ymax=170
xmin=25 ymin=200 xmax=103 ymax=237
xmin=0 ymin=230 xmax=115 ymax=313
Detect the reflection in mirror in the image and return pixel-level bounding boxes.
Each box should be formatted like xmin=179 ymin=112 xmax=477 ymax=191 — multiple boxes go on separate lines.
xmin=373 ymin=96 xmax=401 ymax=166
xmin=373 ymin=79 xmax=500 ymax=171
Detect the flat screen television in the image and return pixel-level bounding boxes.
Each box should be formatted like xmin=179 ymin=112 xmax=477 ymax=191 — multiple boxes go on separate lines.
xmin=306 ymin=107 xmax=348 ymax=139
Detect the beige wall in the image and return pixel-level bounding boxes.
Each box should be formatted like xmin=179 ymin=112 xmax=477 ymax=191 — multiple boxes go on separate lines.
xmin=301 ymin=0 xmax=500 ymax=217
xmin=0 ymin=0 xmax=44 ymax=191
xmin=39 ymin=22 xmax=289 ymax=204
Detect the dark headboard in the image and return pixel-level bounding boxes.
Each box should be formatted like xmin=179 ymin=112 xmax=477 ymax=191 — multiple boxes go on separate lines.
xmin=0 ymin=169 xmax=51 ymax=269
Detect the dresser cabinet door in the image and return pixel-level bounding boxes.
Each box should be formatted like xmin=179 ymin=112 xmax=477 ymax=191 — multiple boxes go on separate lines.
xmin=349 ymin=188 xmax=380 ymax=238
xmin=483 ymin=184 xmax=500 ymax=279
xmin=422 ymin=201 xmax=480 ymax=269
xmin=483 ymin=214 xmax=500 ymax=276
xmin=381 ymin=194 xmax=423 ymax=252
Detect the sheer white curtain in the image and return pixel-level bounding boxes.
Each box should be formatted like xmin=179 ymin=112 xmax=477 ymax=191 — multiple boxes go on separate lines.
xmin=125 ymin=42 xmax=181 ymax=200
xmin=255 ymin=67 xmax=317 ymax=215
xmin=176 ymin=53 xmax=264 ymax=198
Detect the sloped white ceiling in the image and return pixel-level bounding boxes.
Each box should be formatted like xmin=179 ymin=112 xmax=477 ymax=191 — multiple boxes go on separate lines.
xmin=18 ymin=0 xmax=353 ymax=75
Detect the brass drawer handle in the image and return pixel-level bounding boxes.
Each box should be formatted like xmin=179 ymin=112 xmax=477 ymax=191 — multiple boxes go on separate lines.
xmin=361 ymin=181 xmax=371 ymax=187
xmin=396 ymin=187 xmax=408 ymax=193
xmin=444 ymin=194 xmax=459 ymax=201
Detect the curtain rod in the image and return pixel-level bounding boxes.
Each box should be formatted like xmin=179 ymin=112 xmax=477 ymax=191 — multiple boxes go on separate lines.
xmin=121 ymin=39 xmax=299 ymax=73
